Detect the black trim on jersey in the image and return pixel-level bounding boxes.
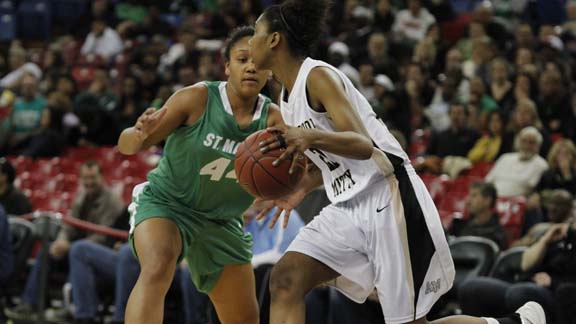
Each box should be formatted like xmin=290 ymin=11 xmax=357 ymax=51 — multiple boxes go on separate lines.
xmin=374 ymin=143 xmax=436 ymax=320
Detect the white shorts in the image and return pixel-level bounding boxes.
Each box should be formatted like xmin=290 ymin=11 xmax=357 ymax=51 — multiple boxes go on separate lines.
xmin=287 ymin=173 xmax=455 ymax=324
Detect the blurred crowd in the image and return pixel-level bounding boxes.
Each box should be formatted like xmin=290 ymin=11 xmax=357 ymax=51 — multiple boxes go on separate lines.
xmin=2 ymin=0 xmax=576 ymax=323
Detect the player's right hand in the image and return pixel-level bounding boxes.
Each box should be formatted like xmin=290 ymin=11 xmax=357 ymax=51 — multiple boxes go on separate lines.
xmin=255 ymin=186 xmax=307 ymax=229
xmin=134 ymin=107 xmax=168 ymax=141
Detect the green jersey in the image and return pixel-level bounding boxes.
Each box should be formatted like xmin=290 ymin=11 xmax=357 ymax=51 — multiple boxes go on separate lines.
xmin=147 ymin=81 xmax=270 ymax=221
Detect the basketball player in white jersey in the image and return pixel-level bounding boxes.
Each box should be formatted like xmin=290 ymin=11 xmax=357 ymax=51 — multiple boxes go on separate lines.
xmin=248 ymin=1 xmax=546 ymax=324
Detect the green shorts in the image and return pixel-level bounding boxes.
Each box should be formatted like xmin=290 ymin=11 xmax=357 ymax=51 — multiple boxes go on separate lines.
xmin=128 ymin=182 xmax=253 ymax=293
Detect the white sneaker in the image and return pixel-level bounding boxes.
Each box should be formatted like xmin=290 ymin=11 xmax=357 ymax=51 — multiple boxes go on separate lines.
xmin=516 ymin=301 xmax=546 ymax=324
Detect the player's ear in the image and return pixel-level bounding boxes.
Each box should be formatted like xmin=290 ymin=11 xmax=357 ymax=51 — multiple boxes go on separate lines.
xmin=269 ymin=32 xmax=280 ymax=50
xmin=225 ymin=61 xmax=231 ymax=77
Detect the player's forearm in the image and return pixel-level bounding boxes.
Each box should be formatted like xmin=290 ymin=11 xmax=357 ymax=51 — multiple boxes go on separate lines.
xmin=303 ymin=165 xmax=324 ymax=194
xmin=118 ymin=127 xmax=144 ymax=155
xmin=307 ymin=129 xmax=373 ymax=160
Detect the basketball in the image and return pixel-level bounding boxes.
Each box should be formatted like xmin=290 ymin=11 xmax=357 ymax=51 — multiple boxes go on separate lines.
xmin=235 ymin=130 xmax=306 ymax=200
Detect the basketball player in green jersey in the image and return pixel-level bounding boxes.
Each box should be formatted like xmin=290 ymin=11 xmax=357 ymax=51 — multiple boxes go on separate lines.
xmin=117 ymin=26 xmax=284 ymax=324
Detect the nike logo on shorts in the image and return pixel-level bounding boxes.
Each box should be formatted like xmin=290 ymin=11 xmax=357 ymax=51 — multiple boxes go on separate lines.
xmin=376 ymin=205 xmax=390 ymax=213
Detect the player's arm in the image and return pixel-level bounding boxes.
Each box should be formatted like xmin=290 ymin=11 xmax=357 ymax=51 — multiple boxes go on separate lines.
xmin=266 ymin=103 xmax=286 ymax=128
xmin=118 ymin=84 xmax=208 ymax=155
xmin=304 ymin=67 xmax=374 ymax=160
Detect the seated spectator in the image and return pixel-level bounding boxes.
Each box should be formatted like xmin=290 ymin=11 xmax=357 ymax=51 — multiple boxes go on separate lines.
xmin=537 ymin=70 xmax=573 ymax=138
xmin=0 ymin=47 xmax=42 ymax=89
xmin=448 ymin=182 xmax=508 ymax=249
xmin=459 ymin=222 xmax=576 ymax=324
xmin=529 ymin=139 xmax=576 ymax=210
xmin=503 ymin=98 xmax=552 ymax=156
xmin=426 ymin=103 xmax=480 ymax=158
xmin=488 ymin=58 xmax=515 ymax=117
xmin=80 ymin=19 xmax=123 ymax=60
xmin=327 ymin=42 xmax=360 ymax=87
xmin=513 ymin=189 xmax=573 ymax=247
xmin=51 ymin=208 xmax=131 ymax=324
xmin=2 ymin=74 xmax=48 ymax=155
xmin=0 ymin=205 xmax=13 ymax=285
xmin=392 ymin=0 xmax=436 ymax=44
xmin=0 ymin=158 xmax=33 ymax=216
xmin=425 ymin=73 xmax=463 ymax=132
xmin=468 ymin=76 xmax=498 ymax=125
xmin=485 ymin=126 xmax=548 ymax=197
xmin=468 ymin=111 xmax=507 ymax=163
xmin=5 ymin=161 xmax=125 ymax=321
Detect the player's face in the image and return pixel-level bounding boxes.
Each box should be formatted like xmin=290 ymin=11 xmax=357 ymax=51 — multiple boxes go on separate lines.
xmin=249 ymin=15 xmax=272 ymax=70
xmin=225 ymin=37 xmax=269 ymax=98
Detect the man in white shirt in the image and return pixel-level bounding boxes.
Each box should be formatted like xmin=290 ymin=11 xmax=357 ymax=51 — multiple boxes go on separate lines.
xmin=81 ymin=19 xmax=123 ymax=60
xmin=486 ymin=126 xmax=549 ymax=197
xmin=0 ymin=47 xmax=42 ymax=89
xmin=392 ymin=0 xmax=436 ymax=43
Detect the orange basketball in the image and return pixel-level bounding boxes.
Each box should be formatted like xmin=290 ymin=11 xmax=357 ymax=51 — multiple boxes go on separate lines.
xmin=234 ymin=130 xmax=306 ymax=200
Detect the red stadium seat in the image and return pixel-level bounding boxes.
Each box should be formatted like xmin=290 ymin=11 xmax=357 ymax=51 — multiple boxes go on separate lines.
xmin=438 ymin=191 xmax=468 ymax=215
xmin=421 ymin=174 xmax=452 ymax=204
xmin=496 ymin=196 xmax=526 ymax=242
xmin=467 ymin=162 xmax=494 ymax=178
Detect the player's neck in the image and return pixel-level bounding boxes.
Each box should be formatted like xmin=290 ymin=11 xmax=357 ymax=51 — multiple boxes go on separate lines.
xmin=272 ymin=55 xmax=305 ymax=95
xmin=226 ymin=83 xmax=259 ymax=115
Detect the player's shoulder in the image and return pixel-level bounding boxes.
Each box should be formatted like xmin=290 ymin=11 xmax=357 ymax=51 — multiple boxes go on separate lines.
xmin=168 ymin=82 xmax=209 ymax=113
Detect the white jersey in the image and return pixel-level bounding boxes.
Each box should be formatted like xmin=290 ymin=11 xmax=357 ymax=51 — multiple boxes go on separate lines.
xmin=280 ymin=57 xmax=413 ymax=203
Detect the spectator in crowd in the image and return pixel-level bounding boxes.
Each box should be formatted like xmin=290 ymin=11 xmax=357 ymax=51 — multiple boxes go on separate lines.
xmin=512 ymin=72 xmax=537 ymax=107
xmin=459 ymin=222 xmax=576 ymax=324
xmin=372 ymin=74 xmax=411 ymax=141
xmin=80 ymin=19 xmax=124 ymax=60
xmin=0 ymin=47 xmax=42 ymax=90
xmin=504 ymin=98 xmax=552 ymax=156
xmin=0 ymin=205 xmax=13 ymax=285
xmin=373 ymin=0 xmax=394 ymax=33
xmin=114 ymin=75 xmax=145 ymax=130
xmin=448 ymin=181 xmax=508 ymax=249
xmin=513 ymin=189 xmax=573 ymax=247
xmin=456 ymin=21 xmax=488 ymax=61
xmin=462 ymin=37 xmax=496 ymax=80
xmin=5 ymin=161 xmax=125 ymax=321
xmin=363 ymin=32 xmax=398 ymax=81
xmin=425 ymin=73 xmax=464 ymax=132
xmin=0 ymin=158 xmax=33 ymax=216
xmin=2 ymin=74 xmax=48 ymax=155
xmin=74 ymin=72 xmax=120 ymax=147
xmin=392 ymin=0 xmax=436 ymax=44
xmin=486 ymin=126 xmax=549 ymax=197
xmin=536 ymin=70 xmax=573 ymax=138
xmin=468 ymin=111 xmax=507 ymax=163
xmin=327 ymin=42 xmax=360 ymax=87
xmin=468 ymin=76 xmax=498 ymax=125
xmin=535 ymin=139 xmax=576 ymax=195
xmin=488 ymin=58 xmax=515 ymax=116
xmin=426 ymin=103 xmax=479 ymax=158
xmin=62 ymin=209 xmax=131 ymax=324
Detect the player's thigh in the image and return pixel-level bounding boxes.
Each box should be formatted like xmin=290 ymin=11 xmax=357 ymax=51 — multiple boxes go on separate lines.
xmin=133 ymin=217 xmax=182 ymax=275
xmin=208 ymin=263 xmax=259 ymax=324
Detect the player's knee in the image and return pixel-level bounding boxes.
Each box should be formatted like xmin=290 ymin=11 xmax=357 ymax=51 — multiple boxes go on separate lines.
xmin=138 ymin=245 xmax=179 ymax=284
xmin=269 ymin=262 xmax=307 ymax=300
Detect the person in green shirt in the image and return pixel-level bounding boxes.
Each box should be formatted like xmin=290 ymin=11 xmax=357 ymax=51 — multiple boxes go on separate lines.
xmin=117 ymin=26 xmax=284 ymax=324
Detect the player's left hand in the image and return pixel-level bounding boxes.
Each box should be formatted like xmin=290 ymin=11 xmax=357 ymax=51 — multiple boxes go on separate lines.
xmin=259 ymin=126 xmax=312 ymax=174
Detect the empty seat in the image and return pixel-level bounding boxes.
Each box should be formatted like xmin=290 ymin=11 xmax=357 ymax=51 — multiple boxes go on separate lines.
xmin=489 ymin=247 xmax=527 ymax=283
xmin=449 ymin=236 xmax=500 ymax=288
